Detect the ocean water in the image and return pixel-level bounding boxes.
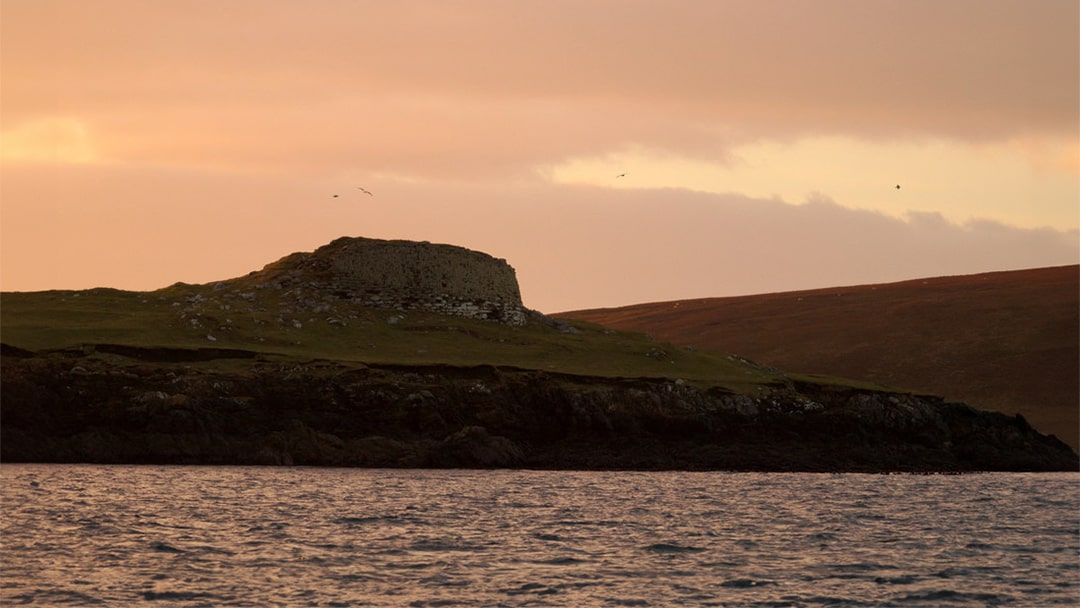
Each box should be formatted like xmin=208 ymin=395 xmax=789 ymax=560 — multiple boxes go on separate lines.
xmin=1 ymin=465 xmax=1077 ymax=607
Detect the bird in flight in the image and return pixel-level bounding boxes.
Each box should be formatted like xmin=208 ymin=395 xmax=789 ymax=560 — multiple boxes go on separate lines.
xmin=895 ymin=184 xmax=901 ymax=190
xmin=357 ymin=187 xmax=373 ymax=196
xmin=616 ymin=173 xmax=627 ymax=178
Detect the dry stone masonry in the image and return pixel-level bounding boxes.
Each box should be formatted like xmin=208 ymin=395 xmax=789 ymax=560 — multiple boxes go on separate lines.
xmin=253 ymin=237 xmax=528 ymax=324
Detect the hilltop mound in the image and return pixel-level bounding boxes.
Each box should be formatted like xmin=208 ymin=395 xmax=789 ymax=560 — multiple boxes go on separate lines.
xmin=231 ymin=236 xmax=528 ymax=324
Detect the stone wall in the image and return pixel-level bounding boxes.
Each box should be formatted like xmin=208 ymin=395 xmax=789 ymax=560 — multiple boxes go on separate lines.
xmin=295 ymin=237 xmax=527 ymax=324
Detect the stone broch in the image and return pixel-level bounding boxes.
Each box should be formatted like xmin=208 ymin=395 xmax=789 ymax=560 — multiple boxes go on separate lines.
xmin=256 ymin=237 xmax=528 ymax=324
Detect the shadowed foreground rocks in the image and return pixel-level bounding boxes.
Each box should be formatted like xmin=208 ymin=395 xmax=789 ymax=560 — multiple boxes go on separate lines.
xmin=2 ymin=346 xmax=1076 ymax=472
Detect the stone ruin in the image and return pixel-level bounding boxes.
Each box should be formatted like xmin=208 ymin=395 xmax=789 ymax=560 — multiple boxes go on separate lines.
xmin=252 ymin=237 xmax=528 ymax=325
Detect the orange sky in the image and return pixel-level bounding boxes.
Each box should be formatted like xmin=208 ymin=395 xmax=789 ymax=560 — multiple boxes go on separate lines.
xmin=2 ymin=0 xmax=1077 ymax=312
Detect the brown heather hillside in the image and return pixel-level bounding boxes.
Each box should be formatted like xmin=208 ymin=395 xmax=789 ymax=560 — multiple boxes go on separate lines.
xmin=558 ymin=266 xmax=1080 ymax=451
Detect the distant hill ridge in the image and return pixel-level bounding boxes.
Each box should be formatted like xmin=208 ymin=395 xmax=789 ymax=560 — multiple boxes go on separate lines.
xmin=558 ymin=266 xmax=1080 ymax=450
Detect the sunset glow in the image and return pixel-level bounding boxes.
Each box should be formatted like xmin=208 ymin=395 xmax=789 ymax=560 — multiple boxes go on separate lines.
xmin=2 ymin=0 xmax=1077 ymax=312
xmin=548 ymin=136 xmax=1080 ymax=230
xmin=0 ymin=117 xmax=101 ymax=165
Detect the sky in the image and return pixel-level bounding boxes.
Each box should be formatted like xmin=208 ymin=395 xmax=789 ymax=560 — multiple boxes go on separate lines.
xmin=2 ymin=0 xmax=1078 ymax=313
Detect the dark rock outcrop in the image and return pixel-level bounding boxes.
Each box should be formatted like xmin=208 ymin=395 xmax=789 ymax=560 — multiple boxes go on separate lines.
xmin=2 ymin=347 xmax=1075 ymax=472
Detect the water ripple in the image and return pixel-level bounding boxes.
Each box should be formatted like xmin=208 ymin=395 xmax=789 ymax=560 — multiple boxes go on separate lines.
xmin=2 ymin=466 xmax=1077 ymax=606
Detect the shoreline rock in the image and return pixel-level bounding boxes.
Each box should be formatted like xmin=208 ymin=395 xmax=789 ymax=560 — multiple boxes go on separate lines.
xmin=2 ymin=348 xmax=1075 ymax=472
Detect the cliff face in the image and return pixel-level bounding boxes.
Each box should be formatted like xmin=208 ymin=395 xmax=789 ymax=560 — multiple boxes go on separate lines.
xmin=3 ymin=347 xmax=1075 ymax=472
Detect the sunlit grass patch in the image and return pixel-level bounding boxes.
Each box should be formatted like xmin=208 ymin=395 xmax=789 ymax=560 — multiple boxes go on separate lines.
xmin=1 ymin=285 xmax=782 ymax=393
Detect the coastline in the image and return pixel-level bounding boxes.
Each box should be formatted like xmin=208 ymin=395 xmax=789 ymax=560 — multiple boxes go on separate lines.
xmin=4 ymin=347 xmax=1075 ymax=473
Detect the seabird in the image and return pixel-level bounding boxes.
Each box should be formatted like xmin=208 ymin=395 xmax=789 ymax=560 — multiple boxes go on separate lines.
xmin=616 ymin=173 xmax=627 ymax=178
xmin=357 ymin=187 xmax=373 ymax=196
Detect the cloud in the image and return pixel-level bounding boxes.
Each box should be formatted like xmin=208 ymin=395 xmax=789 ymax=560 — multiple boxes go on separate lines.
xmin=0 ymin=117 xmax=100 ymax=164
xmin=2 ymin=2 xmax=1075 ymax=311
xmin=351 ymin=182 xmax=1077 ymax=311
xmin=4 ymin=0 xmax=1077 ymax=178
xmin=4 ymin=163 xmax=1073 ymax=312
xmin=548 ymin=135 xmax=1080 ymax=231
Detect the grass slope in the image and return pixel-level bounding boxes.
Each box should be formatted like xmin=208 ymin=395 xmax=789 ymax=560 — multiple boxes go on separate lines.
xmin=1 ymin=282 xmax=793 ymax=395
xmin=558 ymin=266 xmax=1080 ymax=450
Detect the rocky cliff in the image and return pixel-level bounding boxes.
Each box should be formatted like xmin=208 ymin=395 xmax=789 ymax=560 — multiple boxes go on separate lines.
xmin=2 ymin=346 xmax=1075 ymax=472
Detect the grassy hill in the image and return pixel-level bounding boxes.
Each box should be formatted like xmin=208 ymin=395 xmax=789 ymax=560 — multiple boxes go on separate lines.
xmin=0 ymin=280 xmax=797 ymax=396
xmin=557 ymin=266 xmax=1079 ymax=450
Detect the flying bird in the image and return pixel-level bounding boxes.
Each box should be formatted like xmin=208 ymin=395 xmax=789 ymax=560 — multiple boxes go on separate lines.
xmin=616 ymin=173 xmax=627 ymax=178
xmin=357 ymin=187 xmax=373 ymax=196
xmin=895 ymin=184 xmax=901 ymax=190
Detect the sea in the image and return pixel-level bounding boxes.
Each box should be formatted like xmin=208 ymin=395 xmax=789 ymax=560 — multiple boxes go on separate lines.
xmin=1 ymin=465 xmax=1077 ymax=607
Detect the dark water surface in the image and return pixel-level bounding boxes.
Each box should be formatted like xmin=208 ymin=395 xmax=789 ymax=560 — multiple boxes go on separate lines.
xmin=2 ymin=465 xmax=1077 ymax=606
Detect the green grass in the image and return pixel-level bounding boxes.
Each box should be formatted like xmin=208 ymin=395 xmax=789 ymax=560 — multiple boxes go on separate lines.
xmin=1 ymin=285 xmax=786 ymax=393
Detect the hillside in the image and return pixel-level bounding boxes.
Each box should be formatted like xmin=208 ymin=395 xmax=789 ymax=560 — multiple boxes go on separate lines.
xmin=558 ymin=266 xmax=1079 ymax=450
xmin=0 ymin=236 xmax=785 ymax=390
xmin=2 ymin=239 xmax=1075 ymax=471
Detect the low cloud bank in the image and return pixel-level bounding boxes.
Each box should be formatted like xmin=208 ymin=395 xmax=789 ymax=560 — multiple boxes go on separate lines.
xmin=2 ymin=167 xmax=1075 ymax=312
